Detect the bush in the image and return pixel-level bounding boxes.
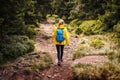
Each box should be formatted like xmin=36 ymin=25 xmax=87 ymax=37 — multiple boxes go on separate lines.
xmin=98 ymin=12 xmax=118 ymax=31
xmin=75 ymin=27 xmax=82 ymax=35
xmin=72 ymin=62 xmax=120 ymax=80
xmin=79 ymin=20 xmax=104 ymax=35
xmin=70 ymin=20 xmax=104 ymax=35
xmin=25 ymin=25 xmax=37 ymax=39
xmin=31 ymin=53 xmax=52 ymax=71
xmin=69 ymin=19 xmax=82 ymax=34
xmin=25 ymin=40 xmax=35 ymax=52
xmin=91 ymin=20 xmax=105 ymax=34
xmin=79 ymin=20 xmax=95 ymax=35
xmin=107 ymin=49 xmax=120 ymax=63
xmin=70 ymin=19 xmax=82 ymax=27
xmin=2 ymin=43 xmax=26 ymax=60
xmin=52 ymin=14 xmax=60 ymax=23
xmin=90 ymin=38 xmax=104 ymax=49
xmin=39 ymin=54 xmax=52 ymax=70
xmin=0 ymin=53 xmax=3 ymax=64
xmin=113 ymin=22 xmax=120 ymax=40
xmin=73 ymin=46 xmax=85 ymax=60
xmin=0 ymin=36 xmax=35 ymax=63
xmin=46 ymin=14 xmax=51 ymax=19
xmin=52 ymin=14 xmax=59 ymax=19
xmin=114 ymin=23 xmax=120 ymax=32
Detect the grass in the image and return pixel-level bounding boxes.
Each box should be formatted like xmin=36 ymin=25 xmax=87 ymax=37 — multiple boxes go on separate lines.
xmin=73 ymin=37 xmax=105 ymax=60
xmin=73 ymin=46 xmax=86 ymax=60
xmin=107 ymin=49 xmax=120 ymax=62
xmin=39 ymin=54 xmax=52 ymax=70
xmin=72 ymin=62 xmax=120 ymax=80
xmin=90 ymin=38 xmax=104 ymax=49
xmin=30 ymin=52 xmax=52 ymax=71
xmin=72 ymin=42 xmax=120 ymax=80
xmin=72 ymin=34 xmax=120 ymax=60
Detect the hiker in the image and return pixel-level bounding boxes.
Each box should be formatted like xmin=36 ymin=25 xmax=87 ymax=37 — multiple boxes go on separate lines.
xmin=52 ymin=19 xmax=70 ymax=66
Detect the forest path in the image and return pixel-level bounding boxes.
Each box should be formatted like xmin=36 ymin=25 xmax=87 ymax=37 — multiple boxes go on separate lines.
xmin=36 ymin=21 xmax=108 ymax=80
xmin=0 ymin=21 xmax=109 ymax=80
xmin=36 ymin=22 xmax=79 ymax=80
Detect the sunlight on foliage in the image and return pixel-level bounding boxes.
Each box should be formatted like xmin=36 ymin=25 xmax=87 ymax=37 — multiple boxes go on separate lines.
xmin=31 ymin=53 xmax=52 ymax=71
xmin=114 ymin=23 xmax=120 ymax=32
xmin=73 ymin=46 xmax=86 ymax=60
xmin=70 ymin=20 xmax=104 ymax=35
xmin=75 ymin=27 xmax=82 ymax=35
xmin=46 ymin=14 xmax=52 ymax=19
xmin=107 ymin=49 xmax=120 ymax=63
xmin=72 ymin=62 xmax=120 ymax=80
xmin=79 ymin=20 xmax=103 ymax=35
xmin=90 ymin=38 xmax=104 ymax=49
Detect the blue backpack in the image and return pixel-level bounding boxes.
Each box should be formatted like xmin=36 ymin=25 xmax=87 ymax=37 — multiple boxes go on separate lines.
xmin=56 ymin=28 xmax=65 ymax=43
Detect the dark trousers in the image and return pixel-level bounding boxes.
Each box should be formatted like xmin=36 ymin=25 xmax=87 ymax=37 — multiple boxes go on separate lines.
xmin=56 ymin=45 xmax=64 ymax=62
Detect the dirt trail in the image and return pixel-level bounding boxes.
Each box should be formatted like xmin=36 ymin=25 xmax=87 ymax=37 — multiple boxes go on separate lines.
xmin=0 ymin=21 xmax=109 ymax=80
xmin=36 ymin=21 xmax=108 ymax=80
xmin=36 ymin=22 xmax=79 ymax=80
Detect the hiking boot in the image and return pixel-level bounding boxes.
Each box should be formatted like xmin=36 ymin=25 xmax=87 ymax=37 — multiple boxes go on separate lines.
xmin=57 ymin=61 xmax=61 ymax=66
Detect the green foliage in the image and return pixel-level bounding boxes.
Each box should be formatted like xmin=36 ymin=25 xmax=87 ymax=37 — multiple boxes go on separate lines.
xmin=107 ymin=49 xmax=120 ymax=63
xmin=73 ymin=46 xmax=85 ymax=60
xmin=75 ymin=27 xmax=82 ymax=35
xmin=75 ymin=20 xmax=104 ymax=35
xmin=0 ymin=0 xmax=38 ymax=36
xmin=36 ymin=0 xmax=52 ymax=20
xmin=69 ymin=0 xmax=105 ymax=20
xmin=0 ymin=0 xmax=41 ymax=64
xmin=70 ymin=19 xmax=82 ymax=27
xmin=24 ymin=25 xmax=37 ymax=39
xmin=50 ymin=0 xmax=75 ymax=22
xmin=52 ymin=14 xmax=60 ymax=23
xmin=111 ymin=32 xmax=120 ymax=46
xmin=97 ymin=0 xmax=120 ymax=31
xmin=50 ymin=0 xmax=120 ymax=33
xmin=0 ymin=53 xmax=3 ymax=63
xmin=31 ymin=53 xmax=52 ymax=71
xmin=113 ymin=37 xmax=120 ymax=46
xmin=0 ymin=36 xmax=35 ymax=63
xmin=72 ymin=62 xmax=120 ymax=80
xmin=91 ymin=20 xmax=105 ymax=34
xmin=70 ymin=19 xmax=79 ymax=26
xmin=70 ymin=20 xmax=104 ymax=35
xmin=90 ymin=38 xmax=104 ymax=49
xmin=52 ymin=14 xmax=59 ymax=19
xmin=39 ymin=54 xmax=52 ymax=70
xmin=46 ymin=14 xmax=52 ymax=19
xmin=113 ymin=22 xmax=120 ymax=33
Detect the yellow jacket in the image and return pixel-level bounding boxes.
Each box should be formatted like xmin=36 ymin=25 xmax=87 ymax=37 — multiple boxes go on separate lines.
xmin=52 ymin=24 xmax=70 ymax=45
